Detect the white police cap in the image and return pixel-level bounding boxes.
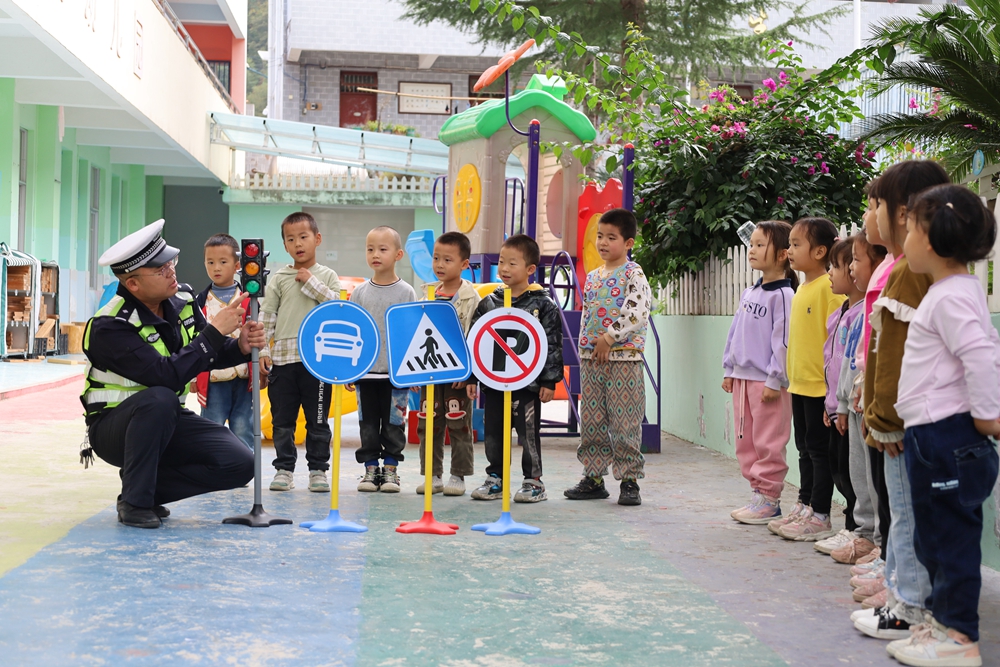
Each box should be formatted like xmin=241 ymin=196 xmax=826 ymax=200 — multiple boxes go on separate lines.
xmin=98 ymin=219 xmax=179 ymax=274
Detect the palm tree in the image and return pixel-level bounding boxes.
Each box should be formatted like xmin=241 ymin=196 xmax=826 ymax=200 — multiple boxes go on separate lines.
xmin=791 ymin=0 xmax=1000 ymax=179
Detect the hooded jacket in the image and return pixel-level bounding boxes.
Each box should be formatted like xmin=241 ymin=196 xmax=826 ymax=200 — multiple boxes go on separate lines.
xmin=469 ymin=284 xmax=564 ymax=393
xmin=722 ymin=278 xmax=794 ymax=391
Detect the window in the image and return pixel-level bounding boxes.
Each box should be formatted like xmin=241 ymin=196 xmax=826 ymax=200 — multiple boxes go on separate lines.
xmin=17 ymin=129 xmax=27 ymax=251
xmin=89 ymin=167 xmax=101 ymax=290
xmin=207 ymin=60 xmax=231 ymax=93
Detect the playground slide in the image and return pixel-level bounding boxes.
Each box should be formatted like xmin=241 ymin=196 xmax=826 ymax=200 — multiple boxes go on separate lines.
xmin=406 ymin=229 xmax=476 ymax=284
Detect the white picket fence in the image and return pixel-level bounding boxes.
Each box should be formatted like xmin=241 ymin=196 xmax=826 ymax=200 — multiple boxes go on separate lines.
xmin=230 ymin=172 xmax=434 ymax=192
xmin=659 ymin=217 xmax=1000 ymax=315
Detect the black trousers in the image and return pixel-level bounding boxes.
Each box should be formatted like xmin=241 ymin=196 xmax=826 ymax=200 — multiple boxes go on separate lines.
xmin=829 ymin=424 xmax=858 ymax=531
xmin=482 ymin=387 xmax=542 ymax=480
xmin=869 ymin=442 xmax=891 ymax=552
xmin=791 ymin=394 xmax=834 ymax=514
xmin=88 ymin=386 xmax=254 ymax=508
xmin=354 ymin=378 xmax=407 ymax=464
xmin=268 ymin=362 xmax=332 ymax=472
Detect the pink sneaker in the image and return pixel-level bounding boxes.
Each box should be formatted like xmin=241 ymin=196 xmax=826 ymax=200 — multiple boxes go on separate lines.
xmin=861 ymin=588 xmax=888 ymax=609
xmin=893 ymin=620 xmax=982 ymax=667
xmin=832 ymin=537 xmax=877 ymax=564
xmin=768 ymin=502 xmax=805 ymax=535
xmin=851 ymin=555 xmax=884 ymax=576
xmin=778 ymin=510 xmax=836 ymax=542
xmin=853 ymin=578 xmax=886 ymax=602
xmin=731 ymin=492 xmax=781 ymax=525
xmin=855 ymin=546 xmax=881 ymax=565
xmin=850 ymin=568 xmax=884 ymax=589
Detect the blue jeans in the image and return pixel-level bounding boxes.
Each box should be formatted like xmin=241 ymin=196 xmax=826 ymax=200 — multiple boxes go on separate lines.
xmin=201 ymin=378 xmax=253 ymax=450
xmin=884 ymin=447 xmax=933 ymax=611
xmin=905 ymin=413 xmax=999 ymax=641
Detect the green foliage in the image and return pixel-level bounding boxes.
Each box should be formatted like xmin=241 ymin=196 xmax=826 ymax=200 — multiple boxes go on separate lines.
xmin=403 ymin=0 xmax=844 ymax=86
xmin=350 ymin=120 xmax=420 ymax=137
xmin=783 ymin=0 xmax=1000 ymax=180
xmin=630 ymin=42 xmax=876 ymax=283
xmin=246 ymin=0 xmax=268 ymax=116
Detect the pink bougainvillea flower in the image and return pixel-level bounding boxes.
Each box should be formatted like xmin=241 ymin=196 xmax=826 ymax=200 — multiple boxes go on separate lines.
xmin=790 ymin=156 xmax=798 ymax=164
xmin=709 ymin=89 xmax=726 ymax=103
xmin=710 ymin=124 xmax=720 ymax=132
xmin=814 ymin=152 xmax=823 ymax=159
xmin=643 ymin=218 xmax=650 ymax=225
xmin=742 ymin=171 xmax=750 ymax=179
xmin=820 ymin=162 xmax=830 ymax=174
xmin=777 ymin=196 xmax=785 ymax=204
xmin=867 ymin=151 xmax=876 ymax=158
xmin=778 ymin=71 xmax=789 ymax=85
xmin=727 ymin=104 xmax=736 ymax=111
xmin=763 ymin=78 xmax=778 ymax=92
xmin=787 ymin=41 xmax=793 ymax=46
xmin=909 ymin=98 xmax=918 ymax=109
xmin=701 ymin=104 xmax=710 ymax=112
xmin=732 ymin=121 xmax=748 ymax=135
xmin=807 ymin=166 xmax=816 ymax=175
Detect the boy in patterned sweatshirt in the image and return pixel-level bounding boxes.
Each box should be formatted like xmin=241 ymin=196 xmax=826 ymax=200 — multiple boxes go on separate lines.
xmin=564 ymin=209 xmax=652 ymax=506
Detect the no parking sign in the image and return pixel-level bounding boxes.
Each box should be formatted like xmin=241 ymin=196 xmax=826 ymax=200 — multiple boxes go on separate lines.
xmin=467 ymin=308 xmax=548 ymax=392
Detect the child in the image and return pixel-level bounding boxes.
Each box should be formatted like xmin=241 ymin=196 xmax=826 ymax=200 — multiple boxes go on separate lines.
xmin=884 ymin=184 xmax=999 ymax=667
xmin=855 ymin=159 xmax=949 ymax=638
xmin=259 ymin=212 xmax=342 ymax=493
xmin=814 ymin=238 xmax=864 ymax=555
xmin=768 ymin=217 xmax=845 ymax=541
xmin=564 ymin=209 xmax=653 ymax=506
xmin=193 ymin=234 xmax=253 ymax=449
xmin=467 ymin=234 xmax=563 ymax=503
xmin=414 ymin=231 xmax=480 ymax=496
xmin=718 ymin=221 xmax=795 ymax=523
xmin=829 ymin=233 xmax=887 ymax=566
xmin=349 ymin=226 xmax=416 ymax=493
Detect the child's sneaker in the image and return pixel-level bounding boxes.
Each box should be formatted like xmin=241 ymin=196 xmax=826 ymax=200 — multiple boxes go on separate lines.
xmin=854 ymin=602 xmax=916 ymax=639
xmin=357 ymin=466 xmax=381 ymax=492
xmin=416 ymin=475 xmax=444 ymax=495
xmin=618 ymin=480 xmax=641 ymax=506
xmin=853 ymin=578 xmax=886 ymax=602
xmin=855 ymin=546 xmax=882 ymax=566
xmin=471 ymin=475 xmax=503 ymax=500
xmin=768 ymin=502 xmax=805 ymax=534
xmin=850 ymin=564 xmax=884 ymax=588
xmin=779 ymin=509 xmax=835 ymax=542
xmin=851 ymin=606 xmax=882 ymax=623
xmin=731 ymin=492 xmax=781 ymax=524
xmin=832 ymin=537 xmax=877 ymax=564
xmin=380 ymin=465 xmax=400 ymax=493
xmin=443 ymin=475 xmax=466 ymax=496
xmin=564 ymin=476 xmax=610 ymax=500
xmin=308 ymin=470 xmax=330 ymax=493
xmin=861 ymin=588 xmax=889 ymax=610
xmin=269 ymin=469 xmax=294 ymax=491
xmin=893 ymin=620 xmax=981 ymax=667
xmin=851 ymin=555 xmax=884 ymax=576
xmin=814 ymin=529 xmax=854 ymax=554
xmin=514 ymin=479 xmax=547 ymax=503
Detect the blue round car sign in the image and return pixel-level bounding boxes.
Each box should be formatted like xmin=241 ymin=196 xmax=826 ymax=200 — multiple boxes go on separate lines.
xmin=298 ymin=300 xmax=380 ymax=385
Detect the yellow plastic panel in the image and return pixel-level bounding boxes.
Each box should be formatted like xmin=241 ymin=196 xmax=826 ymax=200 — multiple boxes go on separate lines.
xmin=453 ymin=163 xmax=482 ymax=233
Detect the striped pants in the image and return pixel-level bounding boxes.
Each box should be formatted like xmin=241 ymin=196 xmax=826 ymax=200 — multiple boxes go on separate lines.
xmin=577 ymin=359 xmax=646 ymax=481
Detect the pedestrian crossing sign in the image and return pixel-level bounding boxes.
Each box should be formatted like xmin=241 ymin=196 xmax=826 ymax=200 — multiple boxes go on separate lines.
xmin=385 ymin=301 xmax=471 ymax=387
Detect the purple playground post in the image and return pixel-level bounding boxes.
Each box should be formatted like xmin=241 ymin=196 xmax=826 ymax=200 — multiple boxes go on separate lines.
xmin=526 ymin=120 xmax=541 ymax=240
xmin=623 ymin=143 xmax=635 ymax=211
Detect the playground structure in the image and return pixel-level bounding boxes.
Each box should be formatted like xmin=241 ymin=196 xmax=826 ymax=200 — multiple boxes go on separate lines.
xmin=405 ymin=42 xmax=661 ymax=452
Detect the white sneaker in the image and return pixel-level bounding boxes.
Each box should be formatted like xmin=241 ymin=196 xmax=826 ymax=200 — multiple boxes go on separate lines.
xmin=443 ymin=475 xmax=466 ymax=496
xmin=814 ymin=529 xmax=854 ymax=555
xmin=851 ymin=606 xmax=881 ymax=623
xmin=893 ymin=621 xmax=981 ymax=666
xmin=308 ymin=470 xmax=330 ymax=493
xmin=855 ymin=602 xmax=916 ymax=639
xmin=416 ymin=475 xmax=444 ymax=495
xmin=269 ymin=469 xmax=294 ymax=491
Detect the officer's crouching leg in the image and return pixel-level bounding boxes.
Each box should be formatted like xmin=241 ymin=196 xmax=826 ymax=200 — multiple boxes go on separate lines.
xmin=89 ymin=386 xmax=182 ymax=528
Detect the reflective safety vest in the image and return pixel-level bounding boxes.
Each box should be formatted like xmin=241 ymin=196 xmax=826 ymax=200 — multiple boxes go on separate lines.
xmin=80 ymin=293 xmax=197 ymax=417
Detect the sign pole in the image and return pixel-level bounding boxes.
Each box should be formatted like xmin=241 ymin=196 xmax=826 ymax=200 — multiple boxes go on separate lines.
xmin=472 ymin=286 xmax=540 ymax=535
xmin=302 ymin=290 xmax=367 ymax=532
xmin=223 ymin=296 xmax=293 ymax=527
xmin=397 ymin=286 xmax=460 ymax=535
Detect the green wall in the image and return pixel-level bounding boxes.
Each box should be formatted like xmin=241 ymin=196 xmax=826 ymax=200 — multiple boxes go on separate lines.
xmin=228 ymin=203 xmax=300 ymax=267
xmin=651 ymin=313 xmax=1000 ymax=571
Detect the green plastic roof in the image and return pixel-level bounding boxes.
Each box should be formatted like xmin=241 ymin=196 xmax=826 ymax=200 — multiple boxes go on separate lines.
xmin=438 ymin=74 xmax=596 ymax=146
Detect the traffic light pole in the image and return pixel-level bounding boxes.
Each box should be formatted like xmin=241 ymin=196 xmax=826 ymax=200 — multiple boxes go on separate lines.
xmin=222 ymin=296 xmax=292 ymax=527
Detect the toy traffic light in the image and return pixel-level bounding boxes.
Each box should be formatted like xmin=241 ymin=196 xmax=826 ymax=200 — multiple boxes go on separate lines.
xmin=240 ymin=238 xmax=269 ymax=297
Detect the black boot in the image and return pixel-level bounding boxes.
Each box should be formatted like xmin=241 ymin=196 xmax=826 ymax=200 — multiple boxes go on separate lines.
xmin=117 ymin=500 xmax=162 ymax=528
xmin=618 ymin=480 xmax=641 ymax=506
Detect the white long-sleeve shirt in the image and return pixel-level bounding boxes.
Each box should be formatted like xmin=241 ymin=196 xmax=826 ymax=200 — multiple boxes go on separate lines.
xmin=896 ymin=274 xmax=1000 ymax=427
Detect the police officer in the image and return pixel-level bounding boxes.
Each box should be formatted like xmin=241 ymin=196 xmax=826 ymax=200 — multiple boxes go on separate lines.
xmin=82 ymin=220 xmax=261 ymax=528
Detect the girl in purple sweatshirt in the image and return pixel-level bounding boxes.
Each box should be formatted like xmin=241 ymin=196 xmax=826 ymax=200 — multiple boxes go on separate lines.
xmin=723 ymin=221 xmax=797 ymax=524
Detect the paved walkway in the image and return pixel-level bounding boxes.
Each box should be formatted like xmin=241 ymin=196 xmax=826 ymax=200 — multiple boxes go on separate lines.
xmin=0 ymin=382 xmax=997 ymax=666
xmin=0 ymin=356 xmax=86 ymax=399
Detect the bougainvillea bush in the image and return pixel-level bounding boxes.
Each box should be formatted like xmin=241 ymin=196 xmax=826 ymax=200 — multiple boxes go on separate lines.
xmin=632 ymin=42 xmax=878 ymax=283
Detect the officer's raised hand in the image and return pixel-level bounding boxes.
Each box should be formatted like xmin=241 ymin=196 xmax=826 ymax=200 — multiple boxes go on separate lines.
xmin=210 ymin=292 xmax=249 ymax=336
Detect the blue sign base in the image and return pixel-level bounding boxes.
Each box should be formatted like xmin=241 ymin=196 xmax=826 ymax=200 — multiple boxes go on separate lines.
xmin=471 ymin=511 xmax=540 ymax=536
xmin=301 ymin=509 xmax=368 ymax=533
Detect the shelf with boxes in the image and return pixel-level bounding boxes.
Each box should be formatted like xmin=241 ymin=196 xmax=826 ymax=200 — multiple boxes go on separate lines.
xmin=1 ymin=243 xmax=61 ymax=360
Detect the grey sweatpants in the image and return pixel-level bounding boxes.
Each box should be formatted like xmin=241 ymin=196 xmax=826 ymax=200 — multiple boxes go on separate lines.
xmin=848 ymin=410 xmax=880 ymax=543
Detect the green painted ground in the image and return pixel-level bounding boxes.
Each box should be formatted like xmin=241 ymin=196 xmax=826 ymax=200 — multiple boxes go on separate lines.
xmin=354 ymin=455 xmax=787 ymax=667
